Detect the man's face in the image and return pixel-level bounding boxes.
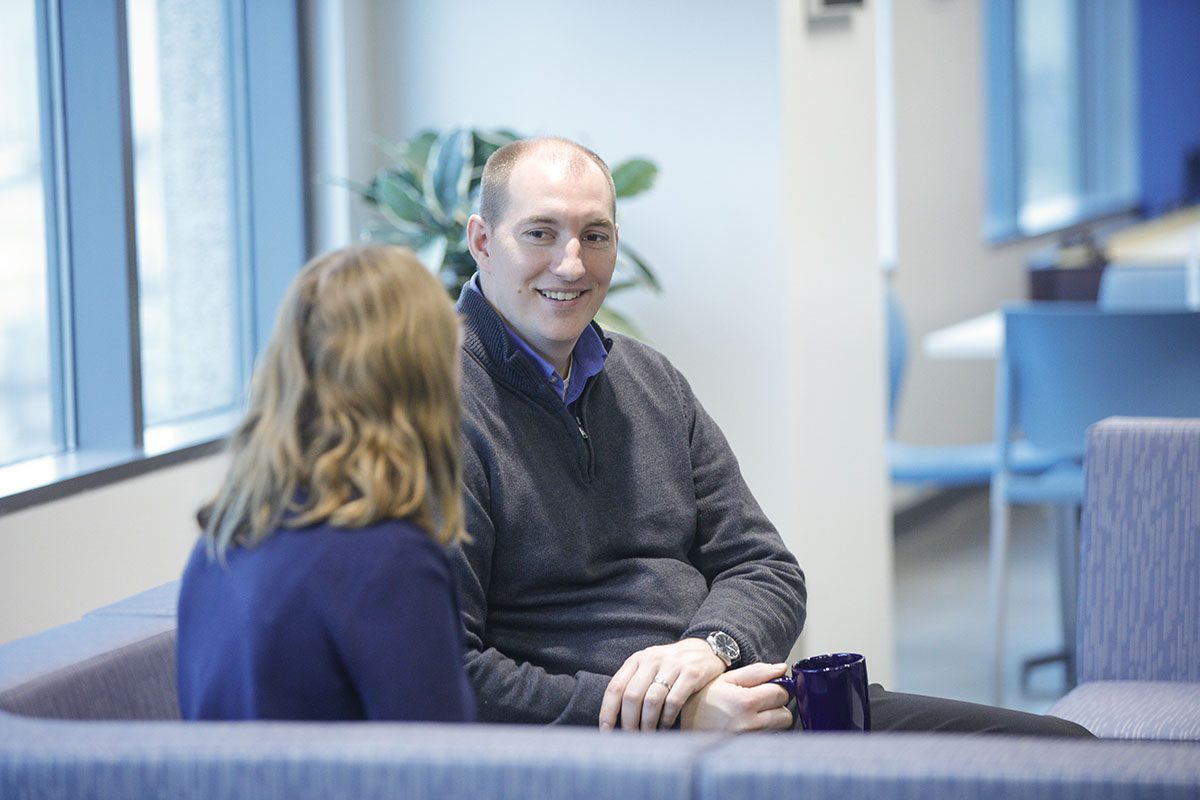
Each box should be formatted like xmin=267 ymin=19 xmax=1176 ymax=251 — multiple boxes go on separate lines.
xmin=468 ymin=153 xmax=618 ymax=373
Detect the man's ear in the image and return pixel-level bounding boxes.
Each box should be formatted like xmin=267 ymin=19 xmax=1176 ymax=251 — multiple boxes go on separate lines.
xmin=466 ymin=214 xmax=490 ymax=268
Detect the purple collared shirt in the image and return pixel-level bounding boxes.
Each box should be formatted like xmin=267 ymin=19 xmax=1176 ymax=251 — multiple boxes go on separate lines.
xmin=465 ymin=274 xmax=607 ymax=406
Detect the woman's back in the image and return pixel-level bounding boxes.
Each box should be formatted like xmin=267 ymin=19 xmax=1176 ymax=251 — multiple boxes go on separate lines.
xmin=177 ymin=518 xmax=475 ymax=722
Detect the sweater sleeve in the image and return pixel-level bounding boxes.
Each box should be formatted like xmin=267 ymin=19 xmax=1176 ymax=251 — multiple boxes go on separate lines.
xmin=673 ymin=370 xmax=808 ymax=665
xmin=451 ymin=441 xmax=612 ymax=725
xmin=328 ymin=530 xmax=477 ymax=722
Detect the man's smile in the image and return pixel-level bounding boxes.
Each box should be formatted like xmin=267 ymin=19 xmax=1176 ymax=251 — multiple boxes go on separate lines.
xmin=537 ymin=289 xmax=586 ymax=302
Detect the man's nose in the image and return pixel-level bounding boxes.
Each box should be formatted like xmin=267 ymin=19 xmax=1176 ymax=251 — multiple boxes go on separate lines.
xmin=551 ymin=238 xmax=586 ymax=281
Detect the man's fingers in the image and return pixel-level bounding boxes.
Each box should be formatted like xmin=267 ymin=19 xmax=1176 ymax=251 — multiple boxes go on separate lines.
xmin=621 ymin=667 xmax=659 ymax=730
xmin=724 ymin=662 xmax=789 ymax=687
xmin=657 ymin=667 xmax=705 ymax=729
xmin=754 ymin=705 xmax=796 ymax=731
xmin=640 ymin=679 xmax=671 ymax=731
xmin=600 ymin=658 xmax=640 ymax=730
xmin=744 ymin=681 xmax=791 ymax=713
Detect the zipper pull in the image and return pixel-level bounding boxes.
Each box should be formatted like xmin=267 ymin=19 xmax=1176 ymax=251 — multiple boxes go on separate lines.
xmin=575 ymin=416 xmax=589 ymax=440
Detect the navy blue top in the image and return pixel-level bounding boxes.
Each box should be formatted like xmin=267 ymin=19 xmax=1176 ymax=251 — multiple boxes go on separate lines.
xmin=176 ymin=518 xmax=476 ymax=722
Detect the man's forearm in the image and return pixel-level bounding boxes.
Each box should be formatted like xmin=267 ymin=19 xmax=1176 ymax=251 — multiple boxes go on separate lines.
xmin=465 ymin=645 xmax=611 ymax=725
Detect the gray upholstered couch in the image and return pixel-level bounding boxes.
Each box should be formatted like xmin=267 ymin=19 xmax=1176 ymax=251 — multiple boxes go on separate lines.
xmin=1045 ymin=416 xmax=1200 ymax=741
xmin=2 ymin=417 xmax=1198 ymax=799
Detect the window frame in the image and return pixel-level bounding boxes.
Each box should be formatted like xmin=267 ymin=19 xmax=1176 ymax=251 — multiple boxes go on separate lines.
xmin=0 ymin=0 xmax=308 ymax=515
xmin=984 ymin=0 xmax=1140 ymax=243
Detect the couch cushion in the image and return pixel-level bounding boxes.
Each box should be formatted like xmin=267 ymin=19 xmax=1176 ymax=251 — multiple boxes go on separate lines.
xmin=0 ymin=717 xmax=721 ymax=800
xmin=697 ymin=732 xmax=1200 ymax=800
xmin=1048 ymin=680 xmax=1200 ymax=741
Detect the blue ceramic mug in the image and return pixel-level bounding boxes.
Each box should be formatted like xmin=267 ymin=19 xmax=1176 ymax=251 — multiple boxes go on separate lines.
xmin=772 ymin=652 xmax=871 ymax=732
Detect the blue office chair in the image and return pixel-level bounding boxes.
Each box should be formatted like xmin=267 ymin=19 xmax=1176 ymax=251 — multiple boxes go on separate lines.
xmin=886 ymin=288 xmax=1054 ymax=487
xmin=1098 ymin=264 xmax=1188 ymax=309
xmin=988 ymin=305 xmax=1200 ymax=705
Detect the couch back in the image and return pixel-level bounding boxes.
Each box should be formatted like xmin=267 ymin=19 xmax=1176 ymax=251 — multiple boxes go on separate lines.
xmin=0 ymin=582 xmax=181 ymax=720
xmin=1078 ymin=417 xmax=1200 ymax=682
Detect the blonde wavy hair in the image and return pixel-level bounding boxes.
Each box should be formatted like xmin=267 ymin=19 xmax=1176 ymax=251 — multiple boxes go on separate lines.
xmin=199 ymin=244 xmax=466 ymax=556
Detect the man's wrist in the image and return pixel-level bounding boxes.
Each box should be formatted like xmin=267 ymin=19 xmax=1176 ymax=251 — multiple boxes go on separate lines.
xmin=703 ymin=631 xmax=740 ymax=669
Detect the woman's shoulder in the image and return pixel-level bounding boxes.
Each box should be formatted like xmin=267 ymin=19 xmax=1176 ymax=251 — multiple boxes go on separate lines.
xmin=298 ymin=518 xmax=451 ymax=579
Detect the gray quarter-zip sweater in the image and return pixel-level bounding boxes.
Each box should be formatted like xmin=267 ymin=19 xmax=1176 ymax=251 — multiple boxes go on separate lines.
xmin=452 ymin=285 xmax=807 ymax=725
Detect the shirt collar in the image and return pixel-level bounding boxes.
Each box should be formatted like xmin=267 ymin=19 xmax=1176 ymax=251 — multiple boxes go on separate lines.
xmin=465 ymin=273 xmax=607 ymax=405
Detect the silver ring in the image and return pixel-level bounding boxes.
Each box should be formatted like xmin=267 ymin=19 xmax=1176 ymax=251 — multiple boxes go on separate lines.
xmin=652 ymin=676 xmax=671 ymax=690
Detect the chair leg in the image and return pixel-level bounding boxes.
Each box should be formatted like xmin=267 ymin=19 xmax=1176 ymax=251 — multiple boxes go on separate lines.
xmin=1054 ymin=503 xmax=1080 ymax=688
xmin=988 ymin=482 xmax=1010 ymax=707
xmin=1018 ymin=503 xmax=1081 ymax=693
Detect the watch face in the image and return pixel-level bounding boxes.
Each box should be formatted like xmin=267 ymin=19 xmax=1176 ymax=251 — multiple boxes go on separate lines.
xmin=709 ymin=631 xmax=739 ymax=664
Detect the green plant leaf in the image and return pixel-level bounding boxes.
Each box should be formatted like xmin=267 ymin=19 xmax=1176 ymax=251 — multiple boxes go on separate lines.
xmin=320 ymin=174 xmax=376 ymax=202
xmin=404 ymin=130 xmax=439 ymax=178
xmin=417 ymin=234 xmax=448 ymax=273
xmin=616 ymin=242 xmax=662 ymax=292
xmin=611 ymin=158 xmax=658 ymax=199
xmin=605 ymin=278 xmax=639 ymax=294
xmin=472 ymin=128 xmax=519 ymax=168
xmin=377 ymin=174 xmax=429 ymax=225
xmin=593 ymin=304 xmax=645 ymax=340
xmin=361 ymin=218 xmax=422 ymax=246
xmin=425 ymin=128 xmax=473 ymax=223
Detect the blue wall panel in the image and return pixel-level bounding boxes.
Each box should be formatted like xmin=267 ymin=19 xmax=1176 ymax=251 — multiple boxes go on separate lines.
xmin=1138 ymin=0 xmax=1200 ymax=216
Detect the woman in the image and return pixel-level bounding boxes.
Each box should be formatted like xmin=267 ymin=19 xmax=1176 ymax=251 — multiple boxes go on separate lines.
xmin=176 ymin=245 xmax=475 ymax=722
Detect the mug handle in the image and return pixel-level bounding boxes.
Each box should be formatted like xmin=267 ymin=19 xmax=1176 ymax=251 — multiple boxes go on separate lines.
xmin=769 ymin=675 xmax=801 ymax=731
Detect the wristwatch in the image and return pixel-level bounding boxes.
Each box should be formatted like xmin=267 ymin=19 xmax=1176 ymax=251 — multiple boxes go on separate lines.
xmin=705 ymin=631 xmax=740 ymax=668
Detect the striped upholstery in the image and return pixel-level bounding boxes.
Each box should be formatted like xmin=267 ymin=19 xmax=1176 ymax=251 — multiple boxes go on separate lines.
xmin=5 ymin=572 xmax=1200 ymax=797
xmin=0 ymin=617 xmax=179 ymax=720
xmin=0 ymin=717 xmax=717 ymax=800
xmin=1049 ymin=681 xmax=1200 ymax=741
xmin=1076 ymin=417 xmax=1200 ymax=682
xmin=1049 ymin=417 xmax=1200 ymax=740
xmin=698 ymin=733 xmax=1200 ymax=800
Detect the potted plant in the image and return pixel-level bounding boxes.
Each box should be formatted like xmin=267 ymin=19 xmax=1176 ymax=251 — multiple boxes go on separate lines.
xmin=351 ymin=126 xmax=661 ymax=336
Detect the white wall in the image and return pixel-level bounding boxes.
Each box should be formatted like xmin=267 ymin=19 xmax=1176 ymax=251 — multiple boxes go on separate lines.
xmin=0 ymin=453 xmax=225 ymax=644
xmin=778 ymin=2 xmax=893 ymax=680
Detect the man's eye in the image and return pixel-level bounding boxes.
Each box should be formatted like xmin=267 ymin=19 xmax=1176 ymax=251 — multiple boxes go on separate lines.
xmin=584 ymin=232 xmax=610 ymax=244
xmin=525 ymin=230 xmax=550 ymax=240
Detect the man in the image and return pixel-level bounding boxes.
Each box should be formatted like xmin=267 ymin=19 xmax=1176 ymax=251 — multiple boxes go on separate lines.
xmin=452 ymin=136 xmax=1090 ymax=736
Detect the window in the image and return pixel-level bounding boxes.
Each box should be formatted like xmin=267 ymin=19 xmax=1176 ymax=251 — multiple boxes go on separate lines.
xmin=128 ymin=0 xmax=242 ymax=427
xmin=985 ymin=0 xmax=1139 ymax=240
xmin=0 ymin=0 xmax=307 ymax=511
xmin=0 ymin=0 xmax=58 ymax=467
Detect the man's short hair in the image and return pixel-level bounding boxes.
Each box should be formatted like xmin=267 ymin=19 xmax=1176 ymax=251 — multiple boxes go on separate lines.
xmin=478 ymin=137 xmax=617 ymax=225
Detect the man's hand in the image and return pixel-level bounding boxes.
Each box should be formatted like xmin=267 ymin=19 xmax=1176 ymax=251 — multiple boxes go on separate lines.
xmin=599 ymin=638 xmax=726 ymax=731
xmin=680 ymin=662 xmax=793 ymax=732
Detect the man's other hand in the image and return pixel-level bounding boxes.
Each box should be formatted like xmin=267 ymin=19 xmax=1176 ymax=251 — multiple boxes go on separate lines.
xmin=599 ymin=638 xmax=726 ymax=731
xmin=679 ymin=662 xmax=793 ymax=732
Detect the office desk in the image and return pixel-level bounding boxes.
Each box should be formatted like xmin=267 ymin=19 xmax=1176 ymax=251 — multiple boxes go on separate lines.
xmin=922 ymin=311 xmax=1002 ymax=360
xmin=1105 ymin=205 xmax=1200 ymax=264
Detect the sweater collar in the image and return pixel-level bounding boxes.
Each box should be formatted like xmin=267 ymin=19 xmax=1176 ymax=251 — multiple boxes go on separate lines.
xmin=457 ymin=273 xmax=613 ymax=397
